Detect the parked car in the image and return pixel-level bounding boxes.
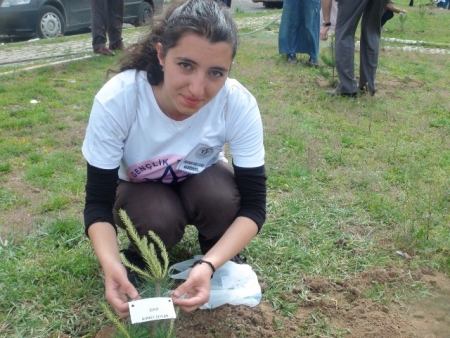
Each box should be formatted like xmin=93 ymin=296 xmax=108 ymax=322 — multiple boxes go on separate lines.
xmin=252 ymin=0 xmax=283 ymax=9
xmin=0 ymin=0 xmax=163 ymax=39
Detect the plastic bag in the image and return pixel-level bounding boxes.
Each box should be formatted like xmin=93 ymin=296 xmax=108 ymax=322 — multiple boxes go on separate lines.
xmin=169 ymin=255 xmax=262 ymax=309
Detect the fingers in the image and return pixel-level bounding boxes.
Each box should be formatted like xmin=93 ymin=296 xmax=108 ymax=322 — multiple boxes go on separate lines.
xmin=320 ymin=27 xmax=330 ymax=41
xmin=171 ymin=280 xmax=209 ymax=313
xmin=122 ymin=280 xmax=140 ymax=301
xmin=172 ymin=294 xmax=208 ymax=313
xmin=104 ymin=268 xmax=140 ymax=319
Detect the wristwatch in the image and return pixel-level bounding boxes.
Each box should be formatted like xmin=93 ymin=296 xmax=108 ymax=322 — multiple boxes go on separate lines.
xmin=322 ymin=22 xmax=332 ymax=27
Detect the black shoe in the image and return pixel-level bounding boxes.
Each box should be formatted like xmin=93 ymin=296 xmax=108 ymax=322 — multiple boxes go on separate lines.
xmin=121 ymin=249 xmax=146 ymax=287
xmin=358 ymin=86 xmax=376 ymax=96
xmin=287 ymin=53 xmax=297 ymax=63
xmin=325 ymin=89 xmax=357 ymax=98
xmin=109 ymin=42 xmax=125 ymax=52
xmin=230 ymin=253 xmax=247 ymax=264
xmin=306 ymin=58 xmax=319 ymax=68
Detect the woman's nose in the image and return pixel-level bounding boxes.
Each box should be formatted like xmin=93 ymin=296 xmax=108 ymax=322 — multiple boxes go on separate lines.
xmin=188 ymin=73 xmax=205 ymax=97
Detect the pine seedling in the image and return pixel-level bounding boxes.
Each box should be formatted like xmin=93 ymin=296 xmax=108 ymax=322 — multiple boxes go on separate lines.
xmin=398 ymin=13 xmax=407 ymax=32
xmin=418 ymin=3 xmax=427 ymax=18
xmin=319 ymin=34 xmax=337 ymax=87
xmin=103 ymin=209 xmax=176 ymax=338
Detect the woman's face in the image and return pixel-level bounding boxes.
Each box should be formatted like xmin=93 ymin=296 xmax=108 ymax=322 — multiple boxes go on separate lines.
xmin=155 ymin=33 xmax=233 ymax=121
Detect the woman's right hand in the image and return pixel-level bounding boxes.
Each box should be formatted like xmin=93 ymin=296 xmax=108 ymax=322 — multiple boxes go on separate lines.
xmin=104 ymin=261 xmax=140 ymax=318
xmin=87 ymin=222 xmax=140 ymax=318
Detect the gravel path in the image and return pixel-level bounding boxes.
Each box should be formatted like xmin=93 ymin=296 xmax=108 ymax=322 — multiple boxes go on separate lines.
xmin=230 ymin=0 xmax=268 ymax=12
xmin=0 ymin=1 xmax=279 ymax=69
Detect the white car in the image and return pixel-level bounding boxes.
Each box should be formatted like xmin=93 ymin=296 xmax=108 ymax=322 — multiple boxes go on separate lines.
xmin=0 ymin=0 xmax=163 ymax=39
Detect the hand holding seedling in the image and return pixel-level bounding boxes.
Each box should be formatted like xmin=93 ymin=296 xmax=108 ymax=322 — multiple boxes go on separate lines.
xmin=104 ymin=261 xmax=140 ymax=318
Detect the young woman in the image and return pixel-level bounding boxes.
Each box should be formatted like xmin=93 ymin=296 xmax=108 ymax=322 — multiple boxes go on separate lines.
xmin=82 ymin=0 xmax=266 ymax=317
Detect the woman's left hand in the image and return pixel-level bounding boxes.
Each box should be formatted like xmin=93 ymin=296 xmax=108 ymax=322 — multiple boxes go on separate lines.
xmin=171 ymin=263 xmax=212 ymax=313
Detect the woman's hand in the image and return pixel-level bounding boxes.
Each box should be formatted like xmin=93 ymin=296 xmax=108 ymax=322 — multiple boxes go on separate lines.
xmin=171 ymin=263 xmax=212 ymax=313
xmin=87 ymin=222 xmax=140 ymax=318
xmin=171 ymin=216 xmax=258 ymax=313
xmin=104 ymin=262 xmax=140 ymax=318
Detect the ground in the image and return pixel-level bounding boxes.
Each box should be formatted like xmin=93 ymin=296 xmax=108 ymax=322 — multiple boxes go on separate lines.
xmin=94 ymin=267 xmax=450 ymax=338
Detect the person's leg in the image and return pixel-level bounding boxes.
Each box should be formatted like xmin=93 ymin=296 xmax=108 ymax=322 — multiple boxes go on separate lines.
xmin=107 ymin=0 xmax=124 ymax=49
xmin=299 ymin=0 xmax=320 ymax=65
xmin=178 ymin=161 xmax=240 ymax=254
xmin=359 ymin=0 xmax=389 ymax=93
xmin=278 ymin=0 xmax=300 ymax=61
xmin=334 ymin=0 xmax=369 ymax=94
xmin=381 ymin=10 xmax=394 ymax=27
xmin=91 ymin=0 xmax=108 ymax=50
xmin=113 ymin=180 xmax=188 ymax=255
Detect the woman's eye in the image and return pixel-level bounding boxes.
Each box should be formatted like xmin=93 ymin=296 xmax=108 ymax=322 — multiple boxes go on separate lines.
xmin=178 ymin=62 xmax=192 ymax=69
xmin=210 ymin=70 xmax=224 ymax=77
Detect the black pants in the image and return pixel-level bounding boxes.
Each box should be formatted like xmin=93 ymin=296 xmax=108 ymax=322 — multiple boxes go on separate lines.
xmin=381 ymin=10 xmax=394 ymax=27
xmin=91 ymin=0 xmax=124 ymax=49
xmin=113 ymin=161 xmax=241 ymax=255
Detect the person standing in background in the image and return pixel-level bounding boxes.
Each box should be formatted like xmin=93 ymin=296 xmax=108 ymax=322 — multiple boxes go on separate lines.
xmin=320 ymin=0 xmax=389 ymax=97
xmin=278 ymin=0 xmax=321 ymax=67
xmin=91 ymin=0 xmax=125 ymax=56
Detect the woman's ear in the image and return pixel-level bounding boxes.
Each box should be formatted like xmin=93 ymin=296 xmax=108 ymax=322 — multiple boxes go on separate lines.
xmin=156 ymin=43 xmax=164 ymax=68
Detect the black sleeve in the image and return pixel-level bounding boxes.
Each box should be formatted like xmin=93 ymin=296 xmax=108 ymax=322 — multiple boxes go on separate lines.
xmin=84 ymin=162 xmax=119 ymax=237
xmin=233 ymin=163 xmax=267 ymax=232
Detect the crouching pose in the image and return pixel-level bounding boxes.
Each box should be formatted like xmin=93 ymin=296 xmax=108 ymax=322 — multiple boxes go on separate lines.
xmin=82 ymin=0 xmax=266 ymax=317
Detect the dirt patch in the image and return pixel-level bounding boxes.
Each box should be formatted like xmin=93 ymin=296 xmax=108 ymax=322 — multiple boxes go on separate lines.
xmin=94 ymin=267 xmax=450 ymax=338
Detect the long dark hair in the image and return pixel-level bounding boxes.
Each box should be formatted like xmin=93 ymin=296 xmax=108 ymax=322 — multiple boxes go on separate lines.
xmin=118 ymin=0 xmax=238 ymax=86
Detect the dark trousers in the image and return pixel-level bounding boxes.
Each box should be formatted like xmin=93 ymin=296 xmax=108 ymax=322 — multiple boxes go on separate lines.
xmin=381 ymin=10 xmax=394 ymax=27
xmin=334 ymin=0 xmax=388 ymax=93
xmin=91 ymin=0 xmax=124 ymax=49
xmin=113 ymin=161 xmax=241 ymax=255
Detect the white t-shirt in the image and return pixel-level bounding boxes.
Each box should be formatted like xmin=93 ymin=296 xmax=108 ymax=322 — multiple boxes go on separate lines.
xmin=82 ymin=70 xmax=265 ymax=184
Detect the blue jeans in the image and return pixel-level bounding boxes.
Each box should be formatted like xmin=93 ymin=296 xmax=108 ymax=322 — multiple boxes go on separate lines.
xmin=438 ymin=0 xmax=449 ymax=9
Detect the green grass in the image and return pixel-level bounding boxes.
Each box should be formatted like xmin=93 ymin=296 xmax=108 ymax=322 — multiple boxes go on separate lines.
xmin=0 ymin=4 xmax=449 ymax=337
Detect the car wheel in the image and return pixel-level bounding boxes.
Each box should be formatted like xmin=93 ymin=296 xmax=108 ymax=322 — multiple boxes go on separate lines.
xmin=134 ymin=2 xmax=153 ymax=27
xmin=36 ymin=6 xmax=65 ymax=39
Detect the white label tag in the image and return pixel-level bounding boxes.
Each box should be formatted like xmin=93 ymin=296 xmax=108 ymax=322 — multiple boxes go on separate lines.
xmin=177 ymin=144 xmax=221 ymax=174
xmin=129 ymin=297 xmax=177 ymax=324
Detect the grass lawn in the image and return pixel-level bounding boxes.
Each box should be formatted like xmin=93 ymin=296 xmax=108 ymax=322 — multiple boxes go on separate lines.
xmin=0 ymin=1 xmax=449 ymax=337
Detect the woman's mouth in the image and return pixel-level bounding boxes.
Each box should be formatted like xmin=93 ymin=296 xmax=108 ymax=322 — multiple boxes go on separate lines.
xmin=182 ymin=95 xmax=202 ymax=106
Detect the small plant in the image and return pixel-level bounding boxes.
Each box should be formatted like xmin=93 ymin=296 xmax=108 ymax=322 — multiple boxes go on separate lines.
xmin=319 ymin=34 xmax=337 ymax=87
xmin=398 ymin=13 xmax=408 ymax=32
xmin=418 ymin=3 xmax=427 ymax=17
xmin=103 ymin=209 xmax=176 ymax=338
